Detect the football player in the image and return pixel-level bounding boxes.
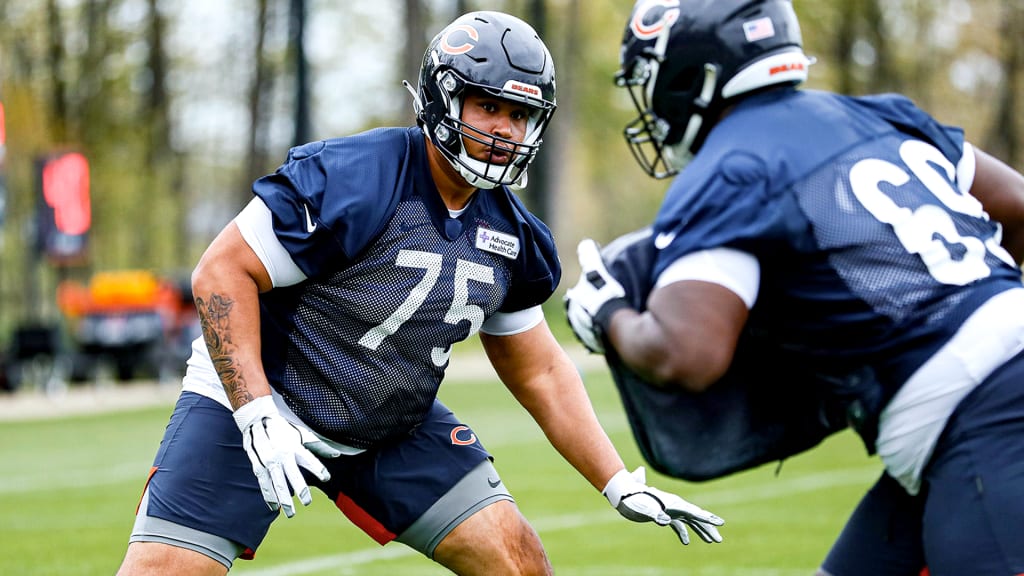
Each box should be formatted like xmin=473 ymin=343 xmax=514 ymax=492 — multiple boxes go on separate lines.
xmin=116 ymin=10 xmax=722 ymax=576
xmin=565 ymin=1 xmax=1024 ymax=575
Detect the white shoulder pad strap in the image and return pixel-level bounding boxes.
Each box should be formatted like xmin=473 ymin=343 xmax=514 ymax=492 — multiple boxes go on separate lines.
xmin=481 ymin=305 xmax=544 ymax=336
xmin=655 ymin=247 xmax=760 ymax=309
xmin=234 ymin=197 xmax=307 ymax=288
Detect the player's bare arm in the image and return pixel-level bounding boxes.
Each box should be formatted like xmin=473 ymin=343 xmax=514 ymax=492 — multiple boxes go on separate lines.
xmin=607 ymin=280 xmax=748 ymax=393
xmin=480 ymin=321 xmax=625 ymax=491
xmin=195 ymin=293 xmax=255 ymax=407
xmin=970 ymin=146 xmax=1024 ymax=263
xmin=193 ymin=221 xmax=334 ymax=519
xmin=192 ymin=222 xmax=274 ymax=407
xmin=566 ymin=236 xmax=748 ymax=394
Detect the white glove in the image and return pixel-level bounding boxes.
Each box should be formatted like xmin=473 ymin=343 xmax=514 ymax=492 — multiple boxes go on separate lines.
xmin=564 ymin=239 xmax=630 ymax=354
xmin=233 ymin=395 xmax=342 ymax=518
xmin=604 ymin=467 xmax=724 ymax=545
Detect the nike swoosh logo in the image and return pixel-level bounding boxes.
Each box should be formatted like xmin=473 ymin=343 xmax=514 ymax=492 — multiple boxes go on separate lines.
xmin=654 ymin=231 xmax=676 ymax=249
xmin=487 ymin=477 xmax=502 ymax=489
xmin=303 ymin=204 xmax=317 ymax=233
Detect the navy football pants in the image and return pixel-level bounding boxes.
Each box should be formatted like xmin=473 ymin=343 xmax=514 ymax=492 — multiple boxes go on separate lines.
xmin=822 ymin=350 xmax=1024 ymax=576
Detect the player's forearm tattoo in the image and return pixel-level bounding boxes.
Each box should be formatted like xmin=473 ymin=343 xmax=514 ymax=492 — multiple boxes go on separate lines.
xmin=196 ymin=293 xmax=254 ymax=407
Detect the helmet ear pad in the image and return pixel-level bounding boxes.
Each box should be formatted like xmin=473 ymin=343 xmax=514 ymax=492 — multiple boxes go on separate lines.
xmin=652 ymin=64 xmax=708 ymax=148
xmin=653 ymin=60 xmax=726 ymax=160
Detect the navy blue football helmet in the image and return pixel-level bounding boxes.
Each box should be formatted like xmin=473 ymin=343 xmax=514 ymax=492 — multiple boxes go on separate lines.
xmin=407 ymin=11 xmax=557 ymax=190
xmin=616 ymin=0 xmax=813 ymax=178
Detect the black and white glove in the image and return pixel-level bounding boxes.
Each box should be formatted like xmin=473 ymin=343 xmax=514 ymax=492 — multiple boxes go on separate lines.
xmin=564 ymin=239 xmax=631 ymax=354
xmin=233 ymin=395 xmax=342 ymax=518
xmin=604 ymin=467 xmax=724 ymax=545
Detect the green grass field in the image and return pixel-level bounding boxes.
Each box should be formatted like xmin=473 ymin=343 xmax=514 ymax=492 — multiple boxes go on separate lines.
xmin=0 ymin=353 xmax=882 ymax=575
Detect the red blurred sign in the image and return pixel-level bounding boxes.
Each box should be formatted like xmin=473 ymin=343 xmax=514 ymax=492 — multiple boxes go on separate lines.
xmin=0 ymin=101 xmax=5 ymax=147
xmin=42 ymin=152 xmax=91 ymax=235
xmin=35 ymin=151 xmax=91 ymax=263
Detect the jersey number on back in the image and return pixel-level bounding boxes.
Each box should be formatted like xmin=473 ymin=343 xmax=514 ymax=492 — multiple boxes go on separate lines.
xmin=357 ymin=249 xmax=495 ymax=366
xmin=850 ymin=139 xmax=1015 ymax=286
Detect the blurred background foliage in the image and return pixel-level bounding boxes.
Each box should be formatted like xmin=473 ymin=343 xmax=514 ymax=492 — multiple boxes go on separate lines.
xmin=0 ymin=0 xmax=1021 ymax=345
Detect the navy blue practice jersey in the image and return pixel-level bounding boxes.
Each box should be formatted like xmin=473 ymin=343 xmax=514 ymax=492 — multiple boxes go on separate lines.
xmin=250 ymin=126 xmax=560 ymax=449
xmin=653 ymin=88 xmax=1024 ymax=397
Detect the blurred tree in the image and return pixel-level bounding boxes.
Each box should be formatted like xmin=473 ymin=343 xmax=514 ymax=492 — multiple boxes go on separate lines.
xmin=985 ymin=0 xmax=1022 ymax=162
xmin=831 ymin=0 xmax=898 ymax=95
xmin=541 ymin=0 xmax=580 ymax=243
xmin=861 ymin=0 xmax=896 ymax=94
xmin=140 ymin=0 xmax=186 ymax=271
xmin=522 ymin=0 xmax=550 ymax=222
xmin=557 ymin=0 xmax=668 ymax=245
xmin=243 ymin=0 xmax=275 ymax=205
xmin=144 ymin=0 xmax=171 ymax=167
xmin=403 ymin=0 xmax=427 ymax=101
xmin=904 ymin=0 xmax=940 ymax=112
xmin=832 ymin=0 xmax=856 ymax=94
xmin=290 ymin=0 xmax=310 ymax=146
xmin=45 ymin=0 xmax=68 ymax=143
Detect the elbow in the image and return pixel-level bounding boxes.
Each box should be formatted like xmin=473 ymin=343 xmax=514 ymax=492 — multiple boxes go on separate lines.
xmin=645 ymin=346 xmax=732 ymax=394
xmin=191 ymin=258 xmax=213 ymax=303
xmin=191 ymin=250 xmax=236 ymax=303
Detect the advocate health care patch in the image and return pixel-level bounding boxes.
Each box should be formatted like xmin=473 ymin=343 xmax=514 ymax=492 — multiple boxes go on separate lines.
xmin=475 ymin=226 xmax=520 ymax=259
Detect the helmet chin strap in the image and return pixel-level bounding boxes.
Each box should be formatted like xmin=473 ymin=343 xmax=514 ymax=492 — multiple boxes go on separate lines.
xmin=402 ymin=80 xmax=424 ymax=116
xmin=455 ymin=151 xmax=529 ymax=190
xmin=456 ymin=161 xmax=501 ymax=190
xmin=662 ymin=141 xmax=694 ymax=173
xmin=671 ymin=63 xmax=718 ymax=169
xmin=508 ymin=170 xmax=529 ymax=192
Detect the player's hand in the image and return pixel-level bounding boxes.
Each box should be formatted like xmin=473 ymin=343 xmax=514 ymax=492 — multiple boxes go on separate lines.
xmin=603 ymin=467 xmax=724 ymax=545
xmin=233 ymin=395 xmax=342 ymax=518
xmin=564 ymin=239 xmax=630 ymax=354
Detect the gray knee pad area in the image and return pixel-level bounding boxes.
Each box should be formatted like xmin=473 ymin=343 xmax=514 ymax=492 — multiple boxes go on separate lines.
xmin=129 ymin=487 xmax=245 ymax=569
xmin=396 ymin=459 xmax=514 ymax=558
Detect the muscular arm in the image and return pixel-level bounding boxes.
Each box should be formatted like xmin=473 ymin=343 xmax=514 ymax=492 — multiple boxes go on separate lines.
xmin=971 ymin=147 xmax=1024 ymax=263
xmin=605 ymin=280 xmax=748 ymax=393
xmin=192 ymin=222 xmax=275 ymax=409
xmin=480 ymin=321 xmax=625 ymax=492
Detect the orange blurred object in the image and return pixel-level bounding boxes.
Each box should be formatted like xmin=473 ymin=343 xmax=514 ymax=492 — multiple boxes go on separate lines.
xmin=57 ymin=270 xmax=182 ymax=316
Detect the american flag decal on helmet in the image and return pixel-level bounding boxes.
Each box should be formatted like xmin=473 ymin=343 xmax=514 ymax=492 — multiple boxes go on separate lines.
xmin=743 ymin=17 xmax=776 ymax=42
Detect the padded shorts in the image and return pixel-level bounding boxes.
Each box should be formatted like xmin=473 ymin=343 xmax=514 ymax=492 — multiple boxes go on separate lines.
xmin=129 ymin=392 xmax=509 ymax=565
